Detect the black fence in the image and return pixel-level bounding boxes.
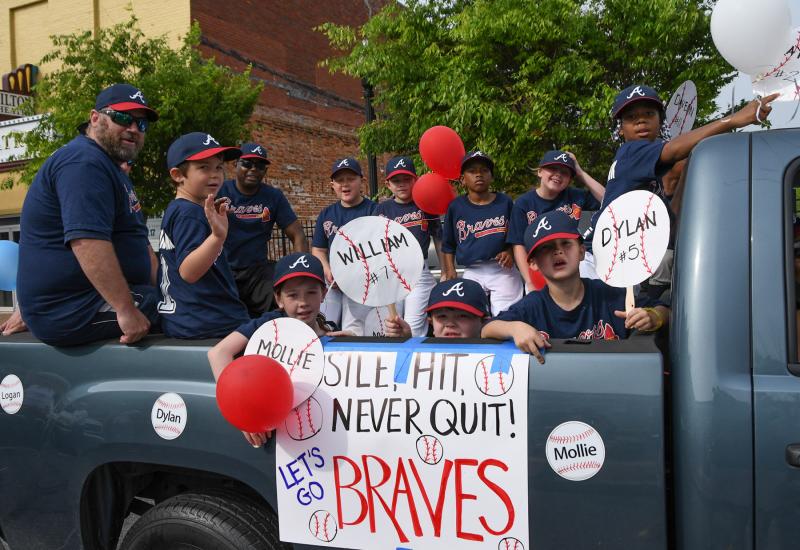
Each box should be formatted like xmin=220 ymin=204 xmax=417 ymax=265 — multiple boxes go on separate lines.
xmin=267 ymin=220 xmax=317 ymax=262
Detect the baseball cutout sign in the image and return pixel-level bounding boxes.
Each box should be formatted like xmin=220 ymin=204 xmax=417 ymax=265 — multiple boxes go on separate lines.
xmin=474 ymin=355 xmax=514 ymax=397
xmin=592 ymin=190 xmax=670 ymax=288
xmin=245 ymin=317 xmax=325 ymax=409
xmin=546 ymin=421 xmax=605 ymax=481
xmin=285 ymin=396 xmax=324 ymax=441
xmin=151 ymin=392 xmax=187 ymax=440
xmin=665 ymin=80 xmax=697 ymax=137
xmin=329 ymin=216 xmax=424 ymax=307
xmin=1 ymin=374 xmax=23 ymax=414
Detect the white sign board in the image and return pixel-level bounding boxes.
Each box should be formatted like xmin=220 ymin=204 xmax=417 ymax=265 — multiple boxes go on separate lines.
xmin=330 ymin=216 xmax=423 ymax=307
xmin=275 ymin=350 xmax=530 ymax=549
xmin=592 ymin=191 xmax=670 ymax=288
xmin=0 ymin=114 xmax=43 ymax=164
xmin=665 ymin=80 xmax=697 ymax=137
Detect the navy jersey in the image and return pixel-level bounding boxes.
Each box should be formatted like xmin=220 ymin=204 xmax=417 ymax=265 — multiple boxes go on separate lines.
xmin=441 ymin=193 xmax=513 ymax=266
xmin=495 ymin=278 xmax=661 ymax=340
xmin=157 ymin=198 xmax=248 ymax=338
xmin=235 ymin=310 xmax=339 ymax=339
xmin=374 ymin=199 xmax=440 ymax=259
xmin=17 ymin=135 xmax=151 ymax=343
xmin=217 ymin=180 xmax=298 ymax=270
xmin=311 ymin=198 xmax=376 ymax=249
xmin=507 ymin=187 xmax=600 ymax=245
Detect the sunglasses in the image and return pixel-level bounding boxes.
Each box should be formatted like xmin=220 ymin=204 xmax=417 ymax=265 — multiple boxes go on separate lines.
xmin=238 ymin=158 xmax=268 ymax=170
xmin=100 ymin=109 xmax=149 ymax=132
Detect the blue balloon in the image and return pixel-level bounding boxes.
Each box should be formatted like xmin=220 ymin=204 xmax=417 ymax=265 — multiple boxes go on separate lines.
xmin=0 ymin=240 xmax=19 ymax=291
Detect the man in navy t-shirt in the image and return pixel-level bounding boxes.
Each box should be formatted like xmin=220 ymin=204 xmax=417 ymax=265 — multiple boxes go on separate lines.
xmin=16 ymin=83 xmax=160 ymax=346
xmin=217 ymin=142 xmax=307 ymax=316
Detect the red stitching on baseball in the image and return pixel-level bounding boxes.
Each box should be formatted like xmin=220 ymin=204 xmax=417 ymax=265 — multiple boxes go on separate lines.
xmin=0 ymin=381 xmax=20 ymax=388
xmin=760 ymin=31 xmax=800 ymax=79
xmin=293 ymin=407 xmax=304 ymax=439
xmin=549 ymin=427 xmax=595 ymax=444
xmin=288 ymin=336 xmax=320 ymax=377
xmin=155 ymin=425 xmax=182 ymax=434
xmin=272 ymin=319 xmax=279 ymax=345
xmin=604 ymin=205 xmax=619 ymax=282
xmin=667 ymin=83 xmax=687 ymax=128
xmin=384 ymin=219 xmax=411 ymax=292
xmin=3 ymin=401 xmax=22 ymax=409
xmin=558 ymin=461 xmax=602 ymax=474
xmin=640 ymin=193 xmax=655 ymax=275
xmin=305 ymin=398 xmax=316 ymax=433
xmin=481 ymin=359 xmax=489 ymax=393
xmin=498 ymin=371 xmax=506 ymax=394
xmin=314 ymin=513 xmax=320 ymax=536
xmin=678 ymin=96 xmax=697 ymax=135
xmin=431 ymin=439 xmax=438 ymax=462
xmin=375 ymin=307 xmax=384 ymax=334
xmin=156 ymin=398 xmax=185 ymax=410
xmin=337 ymin=229 xmax=371 ymax=304
xmin=505 ymin=539 xmax=510 ymax=550
xmin=323 ymin=512 xmax=331 ymax=540
xmin=423 ymin=436 xmax=431 ymax=461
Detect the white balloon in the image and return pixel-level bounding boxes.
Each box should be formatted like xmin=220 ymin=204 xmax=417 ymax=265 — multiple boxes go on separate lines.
xmin=711 ymin=0 xmax=792 ymax=75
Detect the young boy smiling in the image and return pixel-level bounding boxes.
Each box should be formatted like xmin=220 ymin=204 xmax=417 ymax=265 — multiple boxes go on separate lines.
xmin=157 ymin=132 xmax=248 ymax=338
xmin=482 ymin=211 xmax=670 ymax=363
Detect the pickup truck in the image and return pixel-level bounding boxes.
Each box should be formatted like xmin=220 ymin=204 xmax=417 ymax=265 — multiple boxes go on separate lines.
xmin=1 ymin=128 xmax=799 ymax=550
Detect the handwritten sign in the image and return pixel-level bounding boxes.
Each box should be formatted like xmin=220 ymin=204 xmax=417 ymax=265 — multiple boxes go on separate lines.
xmin=665 ymin=80 xmax=697 ymax=137
xmin=752 ymin=27 xmax=800 ymax=100
xmin=244 ymin=317 xmax=324 ymax=409
xmin=330 ymin=216 xmax=424 ymax=307
xmin=592 ymin=191 xmax=670 ymax=288
xmin=275 ymin=349 xmax=530 ymax=549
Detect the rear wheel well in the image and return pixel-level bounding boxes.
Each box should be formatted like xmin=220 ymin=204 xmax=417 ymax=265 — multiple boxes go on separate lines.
xmin=79 ymin=462 xmax=272 ymax=550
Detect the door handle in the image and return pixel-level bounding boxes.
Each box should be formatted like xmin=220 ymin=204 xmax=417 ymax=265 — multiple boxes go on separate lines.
xmin=785 ymin=444 xmax=800 ymax=467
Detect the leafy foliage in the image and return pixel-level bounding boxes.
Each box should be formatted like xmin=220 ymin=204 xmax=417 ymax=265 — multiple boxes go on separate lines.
xmin=320 ymin=0 xmax=733 ymax=194
xmin=7 ymin=16 xmax=262 ymax=215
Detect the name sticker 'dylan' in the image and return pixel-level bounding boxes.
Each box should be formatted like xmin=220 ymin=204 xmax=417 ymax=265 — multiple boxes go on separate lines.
xmin=665 ymin=80 xmax=697 ymax=137
xmin=1 ymin=374 xmax=23 ymax=414
xmin=151 ymin=392 xmax=187 ymax=440
xmin=245 ymin=317 xmax=324 ymax=409
xmin=330 ymin=216 xmax=424 ymax=307
xmin=592 ymin=190 xmax=670 ymax=288
xmin=546 ymin=421 xmax=606 ymax=481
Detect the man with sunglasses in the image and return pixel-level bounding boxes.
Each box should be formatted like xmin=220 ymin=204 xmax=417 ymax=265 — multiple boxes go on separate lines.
xmin=217 ymin=142 xmax=308 ymax=316
xmin=16 ymin=83 xmax=160 ymax=346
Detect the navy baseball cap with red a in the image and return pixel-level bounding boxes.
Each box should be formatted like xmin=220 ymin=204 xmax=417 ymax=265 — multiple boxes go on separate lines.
xmin=95 ymin=83 xmax=158 ymax=121
xmin=240 ymin=142 xmax=270 ymax=163
xmin=273 ymin=252 xmax=325 ymax=288
xmin=612 ymin=84 xmax=663 ymax=118
xmin=426 ymin=278 xmax=490 ymax=318
xmin=167 ymin=132 xmax=241 ymax=169
xmin=539 ymin=150 xmax=576 ymax=174
xmin=385 ymin=156 xmax=417 ymax=179
xmin=524 ymin=210 xmax=581 ymax=259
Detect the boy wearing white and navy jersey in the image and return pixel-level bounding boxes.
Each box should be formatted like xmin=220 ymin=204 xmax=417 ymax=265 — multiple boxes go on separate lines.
xmin=507 ymin=150 xmax=604 ymax=289
xmin=217 ymin=142 xmax=307 ymax=317
xmin=483 ymin=211 xmax=670 ymax=363
xmin=375 ymin=156 xmax=443 ymax=336
xmin=311 ymin=157 xmax=376 ymax=332
xmin=157 ymin=132 xmax=249 ymax=338
xmin=441 ymin=151 xmax=522 ymax=316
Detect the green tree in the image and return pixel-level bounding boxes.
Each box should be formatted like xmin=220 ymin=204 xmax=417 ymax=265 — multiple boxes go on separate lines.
xmin=321 ymin=0 xmax=733 ymax=194
xmin=6 ymin=15 xmax=262 ymax=215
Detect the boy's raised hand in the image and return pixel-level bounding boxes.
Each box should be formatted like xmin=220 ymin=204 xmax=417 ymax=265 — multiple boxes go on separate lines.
xmin=204 ymin=194 xmax=230 ymax=239
xmin=729 ymin=93 xmax=779 ymax=127
xmin=614 ymin=307 xmax=658 ymax=331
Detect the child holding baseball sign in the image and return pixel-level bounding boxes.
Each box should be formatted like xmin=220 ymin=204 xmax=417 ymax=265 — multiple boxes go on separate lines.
xmin=482 ymin=211 xmax=670 ymax=363
xmin=208 ymin=252 xmax=348 ymax=447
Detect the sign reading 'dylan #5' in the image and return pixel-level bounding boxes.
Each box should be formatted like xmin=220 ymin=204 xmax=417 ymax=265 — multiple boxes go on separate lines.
xmin=274 ymin=350 xmax=530 ymax=550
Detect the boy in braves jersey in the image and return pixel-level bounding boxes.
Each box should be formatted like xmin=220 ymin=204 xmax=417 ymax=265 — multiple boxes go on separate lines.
xmin=157 ymin=133 xmax=249 ymax=338
xmin=483 ymin=211 xmax=670 ymax=363
xmin=311 ymin=157 xmax=376 ymax=332
xmin=508 ymin=150 xmax=604 ymax=290
xmin=375 ymin=155 xmax=444 ymax=336
xmin=217 ymin=142 xmax=308 ymax=317
xmin=441 ymin=151 xmax=522 ymax=316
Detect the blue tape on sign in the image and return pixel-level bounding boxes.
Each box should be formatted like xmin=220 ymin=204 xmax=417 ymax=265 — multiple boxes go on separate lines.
xmin=323 ymin=337 xmax=521 ymax=384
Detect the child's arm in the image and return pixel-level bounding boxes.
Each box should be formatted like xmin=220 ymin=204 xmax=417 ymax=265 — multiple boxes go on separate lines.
xmin=613 ymin=305 xmax=670 ymax=332
xmin=481 ymin=320 xmax=550 ymax=363
xmin=513 ymin=245 xmax=533 ymax=290
xmin=661 ymin=94 xmax=778 ymax=164
xmin=568 ymin=152 xmax=605 ymax=203
xmin=495 ymin=247 xmax=514 ymax=269
xmin=440 ymin=252 xmax=457 ymax=281
xmin=179 ymin=195 xmax=229 ymax=283
xmin=312 ymin=246 xmax=334 ymax=285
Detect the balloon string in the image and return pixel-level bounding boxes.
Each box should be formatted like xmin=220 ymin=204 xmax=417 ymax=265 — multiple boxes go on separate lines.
xmin=755 ymin=96 xmax=764 ymax=124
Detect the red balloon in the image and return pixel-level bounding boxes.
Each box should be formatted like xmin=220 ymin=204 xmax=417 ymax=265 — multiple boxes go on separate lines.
xmin=216 ymin=355 xmax=294 ymax=433
xmin=412 ymin=172 xmax=456 ymax=216
xmin=419 ymin=126 xmax=465 ymax=180
xmin=528 ymin=267 xmax=547 ymax=291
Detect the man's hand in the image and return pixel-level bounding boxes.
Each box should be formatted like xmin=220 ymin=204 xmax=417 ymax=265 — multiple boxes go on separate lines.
xmin=495 ymin=249 xmax=514 ymax=269
xmin=205 ymin=194 xmax=230 ymax=240
xmin=440 ymin=269 xmax=456 ymax=282
xmin=0 ymin=308 xmax=26 ymax=336
xmin=116 ymin=305 xmax=151 ymax=345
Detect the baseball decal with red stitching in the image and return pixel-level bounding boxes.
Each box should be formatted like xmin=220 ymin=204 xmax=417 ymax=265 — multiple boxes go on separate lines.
xmin=498 ymin=536 xmax=525 ymax=550
xmin=546 ymin=420 xmax=606 ymax=481
xmin=244 ymin=317 xmax=324 ymax=409
xmin=474 ymin=354 xmax=514 ymax=396
xmin=329 ymin=216 xmax=424 ymax=307
xmin=592 ymin=190 xmax=670 ymax=288
xmin=416 ymin=434 xmax=444 ymax=465
xmin=308 ymin=509 xmax=338 ymax=542
xmin=1 ymin=374 xmax=23 ymax=415
xmin=285 ymin=396 xmax=323 ymax=440
xmin=665 ymin=80 xmax=697 ymax=137
xmin=151 ymin=392 xmax=187 ymax=440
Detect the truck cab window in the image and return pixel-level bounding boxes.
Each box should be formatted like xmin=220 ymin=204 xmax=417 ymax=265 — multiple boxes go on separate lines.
xmin=791 ymin=182 xmax=800 ymax=362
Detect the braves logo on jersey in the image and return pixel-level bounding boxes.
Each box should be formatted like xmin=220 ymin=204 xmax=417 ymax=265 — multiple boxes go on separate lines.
xmin=128 ymin=188 xmax=142 ymax=213
xmin=386 ymin=209 xmax=428 ymax=232
xmin=228 ymin=203 xmax=270 ymax=222
xmin=323 ymin=220 xmax=339 ymax=238
xmin=556 ymin=203 xmax=582 ymax=220
xmin=526 ymin=210 xmax=538 ymax=224
xmin=456 ymin=216 xmax=507 ymax=242
xmin=577 ymin=320 xmax=619 ymax=340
